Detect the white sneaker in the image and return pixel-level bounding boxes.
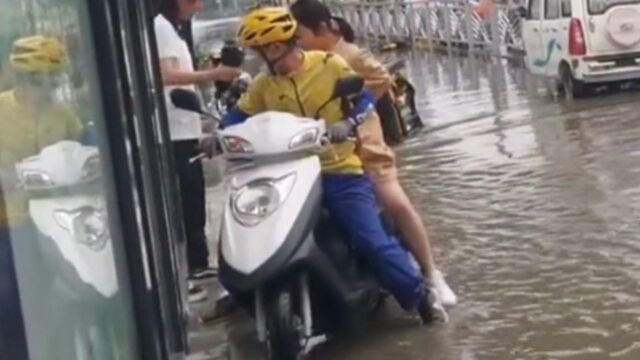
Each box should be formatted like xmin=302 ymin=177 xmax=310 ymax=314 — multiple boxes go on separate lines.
xmin=418 ymin=282 xmax=449 ymax=324
xmin=432 ymin=269 xmax=458 ymax=307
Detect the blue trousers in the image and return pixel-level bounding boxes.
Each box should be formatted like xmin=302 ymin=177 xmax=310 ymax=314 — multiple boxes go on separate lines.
xmin=322 ymin=173 xmax=424 ymax=310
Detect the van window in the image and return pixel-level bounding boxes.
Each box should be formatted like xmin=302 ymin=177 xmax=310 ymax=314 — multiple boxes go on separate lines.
xmin=561 ymin=0 xmax=572 ymax=17
xmin=545 ymin=0 xmax=560 ymax=19
xmin=529 ymin=0 xmax=542 ymax=19
xmin=589 ymin=0 xmax=640 ymax=14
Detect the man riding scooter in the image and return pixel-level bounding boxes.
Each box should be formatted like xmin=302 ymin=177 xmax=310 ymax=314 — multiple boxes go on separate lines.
xmin=220 ymin=7 xmax=447 ymax=322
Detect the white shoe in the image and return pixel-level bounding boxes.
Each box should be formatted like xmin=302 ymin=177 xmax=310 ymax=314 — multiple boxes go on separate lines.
xmin=432 ymin=269 xmax=458 ymax=307
xmin=420 ymin=283 xmax=449 ymax=324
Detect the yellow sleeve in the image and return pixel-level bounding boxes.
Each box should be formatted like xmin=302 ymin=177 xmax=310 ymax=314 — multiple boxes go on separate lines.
xmin=350 ymin=48 xmax=392 ymax=99
xmin=236 ymin=74 xmax=268 ymax=115
xmin=59 ymin=107 xmax=84 ymax=140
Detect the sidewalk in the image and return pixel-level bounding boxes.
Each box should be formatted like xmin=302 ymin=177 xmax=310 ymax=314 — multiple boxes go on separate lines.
xmin=187 ymin=158 xmax=231 ymax=360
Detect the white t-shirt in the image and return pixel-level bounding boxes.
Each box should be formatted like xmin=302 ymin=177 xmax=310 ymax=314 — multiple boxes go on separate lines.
xmin=154 ymin=15 xmax=202 ymax=141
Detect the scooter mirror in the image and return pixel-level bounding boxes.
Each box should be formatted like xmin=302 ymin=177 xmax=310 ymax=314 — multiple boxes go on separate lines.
xmin=332 ymin=75 xmax=365 ymax=100
xmin=171 ymin=89 xmax=204 ymax=114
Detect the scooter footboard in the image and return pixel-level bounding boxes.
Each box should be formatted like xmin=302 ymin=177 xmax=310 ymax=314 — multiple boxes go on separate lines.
xmin=220 ymin=229 xmax=380 ymax=334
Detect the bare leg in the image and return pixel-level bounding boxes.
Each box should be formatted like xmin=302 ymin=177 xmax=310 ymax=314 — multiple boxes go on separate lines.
xmin=373 ymin=179 xmax=436 ymax=277
xmin=373 ymin=178 xmax=457 ymax=306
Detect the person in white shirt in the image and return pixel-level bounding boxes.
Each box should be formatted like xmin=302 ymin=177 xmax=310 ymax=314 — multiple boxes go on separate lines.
xmin=154 ymin=0 xmax=239 ymax=301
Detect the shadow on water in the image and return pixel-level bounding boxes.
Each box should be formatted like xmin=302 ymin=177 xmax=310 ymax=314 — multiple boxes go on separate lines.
xmin=195 ymin=45 xmax=640 ymax=359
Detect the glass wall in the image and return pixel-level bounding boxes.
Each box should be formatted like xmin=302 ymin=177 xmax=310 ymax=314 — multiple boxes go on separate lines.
xmin=0 ymin=0 xmax=140 ymax=358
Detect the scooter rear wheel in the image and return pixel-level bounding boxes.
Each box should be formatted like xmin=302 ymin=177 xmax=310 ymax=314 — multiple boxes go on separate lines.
xmin=265 ymin=289 xmax=304 ymax=360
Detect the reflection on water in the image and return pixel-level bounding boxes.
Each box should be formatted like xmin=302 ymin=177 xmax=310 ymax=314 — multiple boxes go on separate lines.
xmin=201 ymin=49 xmax=640 ymax=359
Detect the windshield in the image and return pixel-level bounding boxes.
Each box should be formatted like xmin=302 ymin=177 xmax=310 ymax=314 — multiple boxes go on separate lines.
xmin=589 ymin=0 xmax=640 ymax=14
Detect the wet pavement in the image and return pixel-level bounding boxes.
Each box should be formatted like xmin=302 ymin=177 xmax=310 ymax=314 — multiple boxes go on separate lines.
xmin=189 ymin=48 xmax=640 ymax=360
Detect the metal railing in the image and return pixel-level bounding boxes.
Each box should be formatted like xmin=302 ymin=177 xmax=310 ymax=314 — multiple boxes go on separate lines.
xmin=328 ymin=0 xmax=524 ymax=57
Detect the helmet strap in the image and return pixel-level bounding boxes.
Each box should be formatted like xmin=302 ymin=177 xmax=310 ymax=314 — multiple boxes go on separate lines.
xmin=258 ymin=42 xmax=296 ymax=75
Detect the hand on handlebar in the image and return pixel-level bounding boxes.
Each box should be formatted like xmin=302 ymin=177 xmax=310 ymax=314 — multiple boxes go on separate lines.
xmin=327 ymin=120 xmax=356 ymax=143
xmin=198 ymin=134 xmax=222 ymax=159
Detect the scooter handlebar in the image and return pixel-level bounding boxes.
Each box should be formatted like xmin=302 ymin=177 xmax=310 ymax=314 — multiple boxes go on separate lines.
xmin=320 ymin=135 xmax=357 ymax=146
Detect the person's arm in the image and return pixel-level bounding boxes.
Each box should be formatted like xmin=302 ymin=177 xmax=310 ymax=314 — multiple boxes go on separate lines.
xmin=154 ymin=16 xmax=239 ymax=87
xmin=58 ymin=107 xmax=84 ymax=141
xmin=221 ymin=74 xmax=267 ymax=128
xmin=351 ymin=48 xmax=393 ymax=100
xmin=323 ymin=55 xmax=376 ymax=141
xmin=159 ymin=58 xmax=239 ymax=86
xmin=346 ymin=89 xmax=376 ymax=126
xmin=327 ymin=54 xmax=376 ymax=127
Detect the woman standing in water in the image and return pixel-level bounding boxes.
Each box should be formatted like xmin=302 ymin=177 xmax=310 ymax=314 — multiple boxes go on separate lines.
xmin=154 ymin=0 xmax=239 ymax=301
xmin=290 ymin=0 xmax=458 ymax=309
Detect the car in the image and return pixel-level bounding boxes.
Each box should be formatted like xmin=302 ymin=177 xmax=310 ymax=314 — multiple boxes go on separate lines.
xmin=520 ymin=0 xmax=640 ymax=97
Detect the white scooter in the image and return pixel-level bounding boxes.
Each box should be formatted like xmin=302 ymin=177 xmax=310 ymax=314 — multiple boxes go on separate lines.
xmin=171 ymin=77 xmax=392 ymax=359
xmin=14 ymin=141 xmax=124 ymax=360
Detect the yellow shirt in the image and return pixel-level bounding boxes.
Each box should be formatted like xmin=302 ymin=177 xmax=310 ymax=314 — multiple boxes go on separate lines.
xmin=0 ymin=90 xmax=83 ymax=226
xmin=237 ymin=51 xmax=363 ymax=174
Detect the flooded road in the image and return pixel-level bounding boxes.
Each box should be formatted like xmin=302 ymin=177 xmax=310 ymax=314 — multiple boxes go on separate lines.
xmin=196 ymin=49 xmax=640 ymax=360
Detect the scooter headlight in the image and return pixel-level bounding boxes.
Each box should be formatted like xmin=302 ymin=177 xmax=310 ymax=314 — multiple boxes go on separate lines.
xmin=231 ymin=172 xmax=296 ymax=226
xmin=20 ymin=170 xmax=54 ymax=188
xmin=289 ymin=128 xmax=319 ymax=149
xmin=222 ymin=136 xmax=254 ymax=154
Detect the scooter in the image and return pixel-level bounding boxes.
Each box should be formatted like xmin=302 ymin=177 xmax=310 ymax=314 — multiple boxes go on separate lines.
xmin=378 ymin=59 xmax=425 ymax=145
xmin=14 ymin=140 xmax=124 ymax=359
xmin=171 ymin=76 xmax=392 ymax=359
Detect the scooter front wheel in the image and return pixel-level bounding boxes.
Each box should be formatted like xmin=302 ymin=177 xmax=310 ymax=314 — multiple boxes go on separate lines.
xmin=265 ymin=289 xmax=305 ymax=360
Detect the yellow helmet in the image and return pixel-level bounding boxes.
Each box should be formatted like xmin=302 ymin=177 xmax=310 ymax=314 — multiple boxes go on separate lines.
xmin=238 ymin=7 xmax=297 ymax=48
xmin=9 ymin=36 xmax=68 ymax=73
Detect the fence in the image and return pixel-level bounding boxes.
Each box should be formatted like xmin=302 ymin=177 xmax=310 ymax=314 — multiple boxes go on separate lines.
xmin=328 ymin=0 xmax=525 ymax=57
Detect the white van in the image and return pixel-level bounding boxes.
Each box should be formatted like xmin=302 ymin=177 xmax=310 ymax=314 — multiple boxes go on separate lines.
xmin=521 ymin=0 xmax=640 ymax=96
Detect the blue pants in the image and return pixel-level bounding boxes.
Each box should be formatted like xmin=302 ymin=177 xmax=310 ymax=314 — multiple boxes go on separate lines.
xmin=322 ymin=174 xmax=424 ymax=310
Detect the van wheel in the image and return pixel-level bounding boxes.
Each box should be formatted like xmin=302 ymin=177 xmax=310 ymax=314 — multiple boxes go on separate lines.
xmin=560 ymin=64 xmax=586 ymax=99
xmin=265 ymin=290 xmax=304 ymax=360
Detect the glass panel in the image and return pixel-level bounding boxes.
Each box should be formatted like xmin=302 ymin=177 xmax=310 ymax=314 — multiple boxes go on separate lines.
xmin=0 ymin=0 xmax=140 ymax=359
xmin=545 ymin=0 xmax=560 ymax=18
xmin=529 ymin=0 xmax=542 ymax=19
xmin=561 ymin=0 xmax=572 ymax=17
xmin=589 ymin=0 xmax=640 ymax=14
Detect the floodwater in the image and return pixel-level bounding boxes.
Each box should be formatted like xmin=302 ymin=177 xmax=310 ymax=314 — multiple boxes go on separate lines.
xmin=192 ymin=42 xmax=640 ymax=359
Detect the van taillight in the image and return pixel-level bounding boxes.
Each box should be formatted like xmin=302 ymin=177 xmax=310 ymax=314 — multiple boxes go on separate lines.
xmin=569 ymin=18 xmax=586 ymax=56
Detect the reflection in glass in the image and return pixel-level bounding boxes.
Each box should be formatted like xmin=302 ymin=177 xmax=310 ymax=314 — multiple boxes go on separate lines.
xmin=0 ymin=0 xmax=139 ymax=359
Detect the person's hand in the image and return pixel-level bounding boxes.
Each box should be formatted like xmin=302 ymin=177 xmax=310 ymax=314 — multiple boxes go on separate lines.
xmin=327 ymin=120 xmax=355 ymax=143
xmin=198 ymin=135 xmax=221 ymax=158
xmin=212 ymin=65 xmax=241 ymax=82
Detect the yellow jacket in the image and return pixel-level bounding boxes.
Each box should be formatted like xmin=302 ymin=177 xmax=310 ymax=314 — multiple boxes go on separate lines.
xmin=237 ymin=50 xmax=363 ymax=174
xmin=0 ymin=90 xmax=83 ymax=226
